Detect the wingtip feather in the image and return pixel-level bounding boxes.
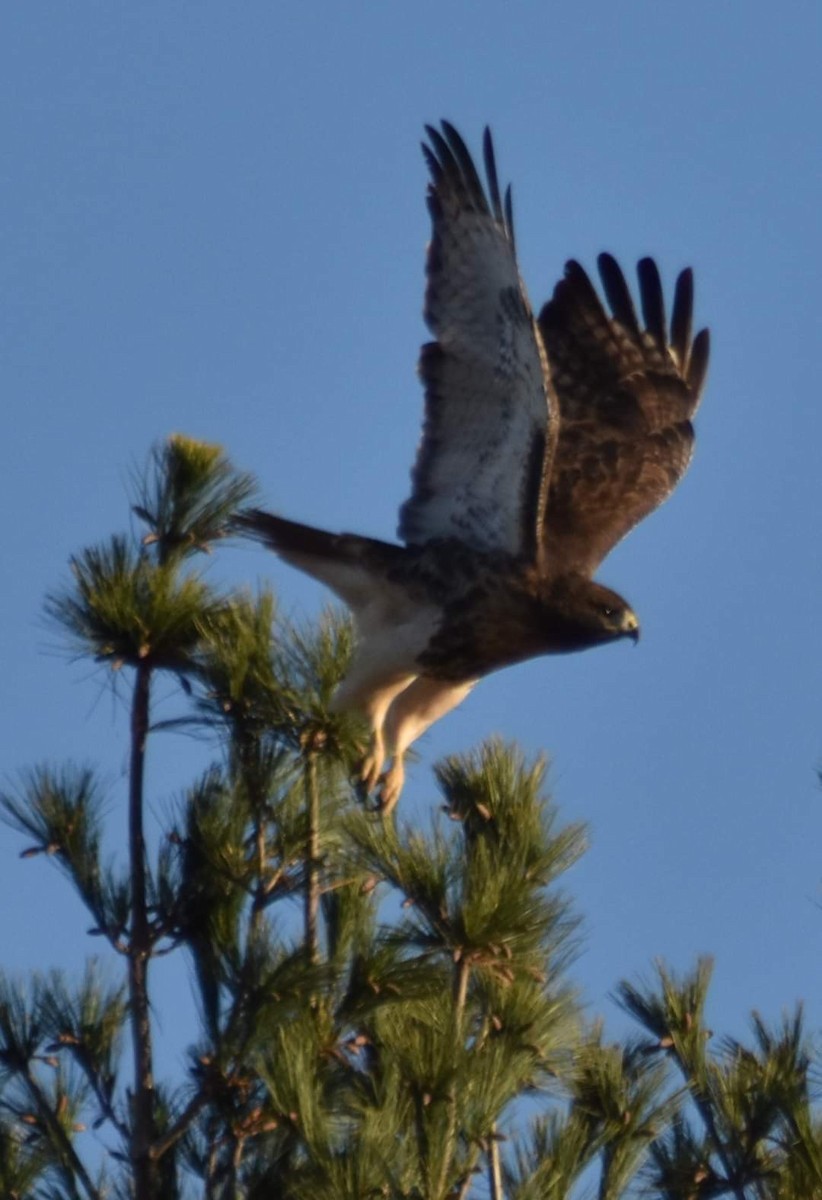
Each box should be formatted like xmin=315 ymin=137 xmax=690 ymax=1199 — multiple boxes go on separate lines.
xmin=483 ymin=126 xmax=503 ymax=223
xmin=422 ymin=120 xmax=518 ymax=257
xmin=687 ymin=327 xmax=710 ymax=396
xmin=637 ymin=257 xmax=666 ymax=346
xmin=598 ymin=253 xmax=640 ymax=332
xmin=670 ymin=267 xmax=694 ymax=365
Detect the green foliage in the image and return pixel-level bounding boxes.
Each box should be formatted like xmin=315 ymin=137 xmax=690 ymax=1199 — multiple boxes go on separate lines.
xmin=2 ymin=766 xmax=130 ymax=944
xmin=45 ymin=535 xmax=222 ymax=672
xmin=1 ymin=435 xmax=820 ymax=1199
xmin=615 ymin=962 xmax=822 ymax=1198
xmin=132 ymin=434 xmax=257 ymax=565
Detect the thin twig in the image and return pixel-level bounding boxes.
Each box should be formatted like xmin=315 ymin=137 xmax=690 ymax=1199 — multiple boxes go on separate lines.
xmin=23 ymin=1067 xmax=101 ymax=1200
xmin=304 ymin=751 xmax=320 ymax=965
xmin=150 ymin=1090 xmax=210 ymax=1162
xmin=435 ymin=957 xmax=472 ymax=1199
xmin=456 ymin=1159 xmax=479 ymax=1200
xmin=229 ymin=1132 xmax=245 ymax=1196
xmin=249 ymin=805 xmax=268 ymax=935
xmin=488 ymin=1130 xmax=504 ymax=1200
xmin=204 ymin=1126 xmax=220 ymax=1200
xmin=453 ymin=956 xmax=470 ymax=1028
xmin=414 ymin=1092 xmax=432 ymax=1196
xmin=80 ymin=1060 xmax=130 ymax=1142
xmin=682 ymin=1063 xmax=747 ymax=1200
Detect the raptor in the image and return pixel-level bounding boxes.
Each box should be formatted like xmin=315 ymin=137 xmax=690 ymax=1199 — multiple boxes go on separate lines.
xmin=237 ymin=122 xmax=709 ymax=811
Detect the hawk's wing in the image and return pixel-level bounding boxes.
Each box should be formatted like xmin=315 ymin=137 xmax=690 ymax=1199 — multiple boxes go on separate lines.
xmin=398 ymin=123 xmax=553 ymax=561
xmin=537 ymin=254 xmax=709 ymax=577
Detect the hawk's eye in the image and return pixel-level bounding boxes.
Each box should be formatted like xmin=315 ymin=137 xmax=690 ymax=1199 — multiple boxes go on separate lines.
xmin=601 ymin=605 xmax=617 ymax=619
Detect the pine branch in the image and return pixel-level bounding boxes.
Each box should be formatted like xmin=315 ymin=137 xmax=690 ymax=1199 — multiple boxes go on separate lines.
xmin=433 ymin=956 xmax=471 ymax=1200
xmin=488 ymin=1127 xmax=504 ymax=1200
xmin=617 ymin=963 xmax=752 ymax=1200
xmin=0 ymin=766 xmax=129 ymax=944
xmin=250 ymin=809 xmax=269 ymax=938
xmin=453 ymin=956 xmax=470 ymax=1029
xmin=133 ymin=434 xmax=257 ymax=566
xmin=414 ymin=1088 xmax=433 ymax=1198
xmin=127 ymin=661 xmax=157 ymax=1200
xmin=38 ymin=967 xmax=128 ymax=1140
xmin=21 ymin=1065 xmax=101 ymax=1200
xmin=149 ymin=1090 xmax=210 ymax=1164
xmin=304 ymin=751 xmax=321 ymax=967
xmin=456 ymin=1160 xmax=480 ymax=1200
xmin=692 ymin=1087 xmax=747 ymax=1200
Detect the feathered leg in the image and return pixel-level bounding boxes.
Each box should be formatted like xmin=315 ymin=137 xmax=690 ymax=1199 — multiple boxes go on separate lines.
xmin=378 ymin=675 xmax=477 ymax=812
xmin=235 ymin=509 xmax=445 ymax=808
xmin=330 ymin=667 xmax=417 ymax=793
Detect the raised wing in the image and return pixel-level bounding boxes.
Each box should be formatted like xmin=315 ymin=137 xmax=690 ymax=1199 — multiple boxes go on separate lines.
xmin=537 ymin=254 xmax=709 ymax=577
xmin=398 ymin=122 xmax=553 ymax=560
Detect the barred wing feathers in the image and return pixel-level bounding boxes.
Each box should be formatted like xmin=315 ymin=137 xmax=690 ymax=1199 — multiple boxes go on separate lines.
xmin=398 ymin=123 xmax=553 ymax=561
xmin=538 ymin=254 xmax=710 ymax=576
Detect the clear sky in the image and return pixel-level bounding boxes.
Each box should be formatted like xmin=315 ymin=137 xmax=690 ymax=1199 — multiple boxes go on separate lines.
xmin=2 ymin=0 xmax=822 ymax=1085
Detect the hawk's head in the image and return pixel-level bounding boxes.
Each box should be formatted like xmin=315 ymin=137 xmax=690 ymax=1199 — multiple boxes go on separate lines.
xmin=538 ymin=576 xmax=640 ymax=654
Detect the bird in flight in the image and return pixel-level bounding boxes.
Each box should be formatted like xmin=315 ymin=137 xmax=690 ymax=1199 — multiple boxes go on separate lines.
xmin=237 ymin=122 xmax=709 ymax=812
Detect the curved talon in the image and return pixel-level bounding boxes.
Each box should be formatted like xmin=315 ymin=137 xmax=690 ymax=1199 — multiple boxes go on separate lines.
xmin=378 ymin=760 xmax=405 ymax=815
xmin=358 ymin=751 xmax=384 ymax=793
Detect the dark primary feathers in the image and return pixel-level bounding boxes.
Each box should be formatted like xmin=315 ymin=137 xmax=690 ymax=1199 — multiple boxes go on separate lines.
xmin=538 ymin=253 xmax=709 ymax=575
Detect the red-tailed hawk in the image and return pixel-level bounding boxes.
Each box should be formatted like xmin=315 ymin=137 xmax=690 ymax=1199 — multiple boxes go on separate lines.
xmin=237 ymin=122 xmax=709 ymax=811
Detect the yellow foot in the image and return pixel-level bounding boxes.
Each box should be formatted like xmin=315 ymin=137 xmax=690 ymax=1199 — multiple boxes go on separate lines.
xmin=377 ymin=759 xmax=405 ymax=815
xmin=357 ymin=750 xmax=384 ymax=795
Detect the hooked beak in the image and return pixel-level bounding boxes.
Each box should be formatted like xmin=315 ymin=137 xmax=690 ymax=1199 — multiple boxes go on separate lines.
xmin=621 ymin=611 xmax=640 ymax=644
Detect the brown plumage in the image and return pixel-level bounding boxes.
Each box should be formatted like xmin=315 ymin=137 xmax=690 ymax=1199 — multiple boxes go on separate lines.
xmin=236 ymin=122 xmax=709 ymax=811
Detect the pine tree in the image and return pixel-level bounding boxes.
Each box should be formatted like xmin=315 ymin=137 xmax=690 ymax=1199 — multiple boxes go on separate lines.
xmin=1 ymin=437 xmax=820 ymax=1199
xmin=614 ymin=960 xmax=822 ymax=1199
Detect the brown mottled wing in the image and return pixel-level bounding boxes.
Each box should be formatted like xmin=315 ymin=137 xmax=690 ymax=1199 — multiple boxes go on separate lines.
xmin=537 ymin=254 xmax=709 ymax=577
xmin=398 ymin=123 xmax=553 ymax=560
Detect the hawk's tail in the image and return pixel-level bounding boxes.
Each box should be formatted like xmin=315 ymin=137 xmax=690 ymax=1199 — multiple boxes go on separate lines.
xmin=233 ymin=509 xmax=405 ymax=608
xmin=235 ymin=509 xmax=351 ymax=560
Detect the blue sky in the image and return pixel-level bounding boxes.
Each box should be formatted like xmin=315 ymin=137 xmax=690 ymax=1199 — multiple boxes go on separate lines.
xmin=2 ymin=0 xmax=822 ymax=1096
